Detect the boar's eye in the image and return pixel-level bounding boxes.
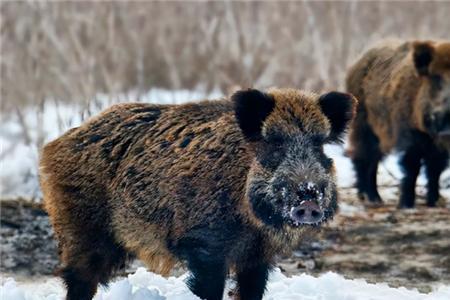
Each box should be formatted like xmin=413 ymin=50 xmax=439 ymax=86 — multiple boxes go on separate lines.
xmin=267 ymin=133 xmax=285 ymax=146
xmin=262 ymin=151 xmax=283 ymax=170
xmin=258 ymin=142 xmax=284 ymax=170
xmin=311 ymin=134 xmax=326 ymax=147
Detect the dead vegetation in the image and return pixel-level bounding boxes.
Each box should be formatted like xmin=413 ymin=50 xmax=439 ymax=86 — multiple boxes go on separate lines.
xmin=2 ymin=1 xmax=450 ymax=113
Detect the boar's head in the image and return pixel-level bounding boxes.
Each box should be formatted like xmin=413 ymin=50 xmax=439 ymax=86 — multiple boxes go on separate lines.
xmin=233 ymin=88 xmax=356 ymax=230
xmin=413 ymin=41 xmax=450 ymax=144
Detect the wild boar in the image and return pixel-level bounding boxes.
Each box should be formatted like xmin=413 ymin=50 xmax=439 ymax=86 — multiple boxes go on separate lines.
xmin=40 ymin=88 xmax=356 ymax=300
xmin=347 ymin=40 xmax=450 ymax=208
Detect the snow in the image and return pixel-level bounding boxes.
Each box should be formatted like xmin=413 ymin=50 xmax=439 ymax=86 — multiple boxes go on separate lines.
xmin=1 ymin=268 xmax=450 ymax=300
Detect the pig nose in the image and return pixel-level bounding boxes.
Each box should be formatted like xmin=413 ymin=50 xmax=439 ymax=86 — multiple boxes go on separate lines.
xmin=290 ymin=201 xmax=323 ymax=224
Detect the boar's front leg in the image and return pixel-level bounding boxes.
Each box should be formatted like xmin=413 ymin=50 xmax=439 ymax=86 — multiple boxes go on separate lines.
xmin=236 ymin=262 xmax=271 ymax=300
xmin=424 ymin=145 xmax=448 ymax=207
xmin=171 ymin=235 xmax=228 ymax=300
xmin=399 ymin=145 xmax=422 ymax=208
xmin=186 ymin=253 xmax=227 ymax=300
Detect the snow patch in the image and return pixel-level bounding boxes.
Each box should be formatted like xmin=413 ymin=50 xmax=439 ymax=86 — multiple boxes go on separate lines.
xmin=2 ymin=268 xmax=450 ymax=300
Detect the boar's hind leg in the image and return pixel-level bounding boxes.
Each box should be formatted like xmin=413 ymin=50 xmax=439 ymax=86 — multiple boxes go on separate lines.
xmin=60 ymin=236 xmax=128 ymax=300
xmin=424 ymin=147 xmax=449 ymax=207
xmin=350 ymin=113 xmax=383 ymax=203
xmin=48 ymin=189 xmax=129 ymax=300
xmin=60 ymin=263 xmax=98 ymax=300
xmin=236 ymin=262 xmax=271 ymax=300
xmin=364 ymin=150 xmax=383 ymax=203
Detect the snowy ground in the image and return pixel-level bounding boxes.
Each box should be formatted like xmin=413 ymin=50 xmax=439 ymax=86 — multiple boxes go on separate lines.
xmin=2 ymin=267 xmax=450 ymax=300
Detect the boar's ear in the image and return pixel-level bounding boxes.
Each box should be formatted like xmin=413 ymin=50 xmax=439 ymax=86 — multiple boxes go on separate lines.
xmin=232 ymin=88 xmax=275 ymax=141
xmin=413 ymin=41 xmax=435 ymax=76
xmin=319 ymin=92 xmax=357 ymax=142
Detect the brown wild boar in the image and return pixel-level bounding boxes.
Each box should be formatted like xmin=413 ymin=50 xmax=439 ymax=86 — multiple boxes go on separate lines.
xmin=40 ymin=88 xmax=356 ymax=300
xmin=347 ymin=40 xmax=450 ymax=208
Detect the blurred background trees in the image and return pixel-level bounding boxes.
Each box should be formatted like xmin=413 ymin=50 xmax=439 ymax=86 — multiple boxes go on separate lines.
xmin=2 ymin=1 xmax=450 ymax=112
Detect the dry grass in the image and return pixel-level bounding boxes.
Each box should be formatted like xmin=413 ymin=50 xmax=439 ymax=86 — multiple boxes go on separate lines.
xmin=2 ymin=1 xmax=450 ymax=112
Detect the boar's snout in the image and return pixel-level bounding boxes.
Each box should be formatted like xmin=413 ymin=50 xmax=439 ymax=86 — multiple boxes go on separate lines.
xmin=290 ymin=182 xmax=324 ymax=225
xmin=290 ymin=200 xmax=323 ymax=225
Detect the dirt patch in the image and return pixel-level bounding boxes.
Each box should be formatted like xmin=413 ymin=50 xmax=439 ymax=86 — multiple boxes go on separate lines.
xmin=0 ymin=200 xmax=58 ymax=276
xmin=279 ymin=188 xmax=450 ymax=292
xmin=1 ymin=189 xmax=449 ymax=291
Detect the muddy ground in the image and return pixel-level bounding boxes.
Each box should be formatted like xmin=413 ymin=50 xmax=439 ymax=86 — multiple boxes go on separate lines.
xmin=1 ymin=187 xmax=449 ymax=292
xmin=280 ymin=187 xmax=450 ymax=293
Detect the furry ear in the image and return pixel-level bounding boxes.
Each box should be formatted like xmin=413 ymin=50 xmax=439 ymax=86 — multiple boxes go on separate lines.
xmin=232 ymin=89 xmax=275 ymax=140
xmin=318 ymin=92 xmax=357 ymax=142
xmin=413 ymin=41 xmax=435 ymax=76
